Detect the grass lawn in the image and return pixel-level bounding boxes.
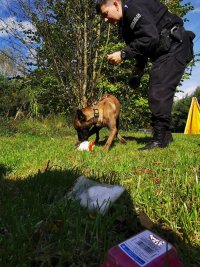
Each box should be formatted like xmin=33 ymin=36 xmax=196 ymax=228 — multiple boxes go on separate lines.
xmin=0 ymin=121 xmax=199 ymax=267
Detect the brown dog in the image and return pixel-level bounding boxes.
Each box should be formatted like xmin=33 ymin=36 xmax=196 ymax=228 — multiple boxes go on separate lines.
xmin=74 ymin=95 xmax=126 ymax=151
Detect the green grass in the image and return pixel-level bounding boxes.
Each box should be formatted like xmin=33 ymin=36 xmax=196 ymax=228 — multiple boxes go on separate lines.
xmin=0 ymin=119 xmax=199 ymax=267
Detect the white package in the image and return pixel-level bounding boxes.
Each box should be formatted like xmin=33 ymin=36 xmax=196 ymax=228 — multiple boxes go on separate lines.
xmin=67 ymin=176 xmax=125 ymax=215
xmin=77 ymin=141 xmax=90 ymax=151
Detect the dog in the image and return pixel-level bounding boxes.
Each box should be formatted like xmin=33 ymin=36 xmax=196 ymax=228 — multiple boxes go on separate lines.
xmin=73 ymin=94 xmax=126 ymax=151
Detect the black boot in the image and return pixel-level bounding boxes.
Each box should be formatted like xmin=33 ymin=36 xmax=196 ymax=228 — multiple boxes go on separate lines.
xmin=163 ymin=130 xmax=173 ymax=147
xmin=139 ymin=127 xmax=172 ymax=151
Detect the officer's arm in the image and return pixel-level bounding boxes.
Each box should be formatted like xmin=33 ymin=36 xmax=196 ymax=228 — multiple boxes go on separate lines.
xmin=122 ymin=9 xmax=159 ymax=61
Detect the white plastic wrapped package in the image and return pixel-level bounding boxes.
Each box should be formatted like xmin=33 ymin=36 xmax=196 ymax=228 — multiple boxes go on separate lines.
xmin=77 ymin=141 xmax=95 ymax=151
xmin=67 ymin=176 xmax=125 ymax=215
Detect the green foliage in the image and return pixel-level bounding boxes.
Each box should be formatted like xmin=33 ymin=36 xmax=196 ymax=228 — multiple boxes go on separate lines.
xmin=0 ymin=0 xmax=197 ymax=130
xmin=0 ymin=75 xmax=29 ymax=117
xmin=161 ymin=0 xmax=194 ymax=17
xmin=96 ymin=35 xmax=151 ymax=130
xmin=16 ymin=116 xmax=73 ymax=137
xmin=172 ymin=86 xmax=200 ymax=132
xmin=0 ymin=71 xmax=73 ymax=119
xmin=0 ymin=118 xmax=17 ymax=136
xmin=23 ymin=70 xmax=71 ymax=117
xmin=29 ymin=0 xmax=110 ymax=106
xmin=0 ymin=115 xmax=73 ymax=137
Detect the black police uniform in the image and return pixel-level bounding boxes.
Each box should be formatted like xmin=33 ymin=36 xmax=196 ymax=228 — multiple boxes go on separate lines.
xmin=119 ymin=0 xmax=195 ymax=149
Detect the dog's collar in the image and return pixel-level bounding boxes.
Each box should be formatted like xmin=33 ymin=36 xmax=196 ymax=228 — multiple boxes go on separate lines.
xmin=92 ymin=95 xmax=109 ymax=124
xmin=92 ymin=102 xmax=99 ymax=124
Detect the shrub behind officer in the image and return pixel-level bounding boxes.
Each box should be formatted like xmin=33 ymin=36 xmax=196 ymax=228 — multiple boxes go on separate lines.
xmin=96 ymin=0 xmax=195 ymax=150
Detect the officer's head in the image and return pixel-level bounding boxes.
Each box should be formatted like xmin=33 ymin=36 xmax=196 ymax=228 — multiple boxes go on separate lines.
xmin=96 ymin=0 xmax=122 ymax=24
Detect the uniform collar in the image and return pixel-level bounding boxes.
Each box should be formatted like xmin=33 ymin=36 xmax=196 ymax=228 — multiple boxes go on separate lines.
xmin=118 ymin=2 xmax=124 ymax=28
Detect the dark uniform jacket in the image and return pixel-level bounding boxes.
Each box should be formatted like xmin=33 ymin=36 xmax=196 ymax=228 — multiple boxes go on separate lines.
xmin=119 ymin=0 xmax=193 ymax=68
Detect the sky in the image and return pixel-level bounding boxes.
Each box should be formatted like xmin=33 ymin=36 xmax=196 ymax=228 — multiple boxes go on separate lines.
xmin=175 ymin=0 xmax=200 ymax=99
xmin=0 ymin=0 xmax=200 ymax=98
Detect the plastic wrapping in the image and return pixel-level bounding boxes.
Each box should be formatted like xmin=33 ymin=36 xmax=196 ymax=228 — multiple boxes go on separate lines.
xmin=67 ymin=176 xmax=125 ymax=215
xmin=77 ymin=141 xmax=95 ymax=151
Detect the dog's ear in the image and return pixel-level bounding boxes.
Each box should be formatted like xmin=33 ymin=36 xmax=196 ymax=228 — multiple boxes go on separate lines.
xmin=77 ymin=109 xmax=86 ymax=122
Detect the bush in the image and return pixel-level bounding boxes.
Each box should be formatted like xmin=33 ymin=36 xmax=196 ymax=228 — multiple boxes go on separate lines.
xmin=0 ymin=115 xmax=75 ymax=137
xmin=0 ymin=118 xmax=17 ymax=136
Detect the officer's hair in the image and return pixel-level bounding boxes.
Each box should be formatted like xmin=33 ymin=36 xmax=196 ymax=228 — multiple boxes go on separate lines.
xmin=96 ymin=0 xmax=121 ymax=14
xmin=96 ymin=0 xmax=108 ymax=14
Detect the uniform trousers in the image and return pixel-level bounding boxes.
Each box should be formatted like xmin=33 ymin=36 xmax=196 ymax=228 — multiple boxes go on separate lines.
xmin=148 ymin=27 xmax=193 ymax=130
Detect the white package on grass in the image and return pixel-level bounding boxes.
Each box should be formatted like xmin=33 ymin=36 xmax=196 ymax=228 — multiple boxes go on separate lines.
xmin=77 ymin=141 xmax=90 ymax=151
xmin=67 ymin=176 xmax=125 ymax=215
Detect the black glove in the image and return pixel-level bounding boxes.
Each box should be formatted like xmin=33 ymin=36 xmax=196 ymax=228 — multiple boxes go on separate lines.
xmin=128 ymin=66 xmax=144 ymax=89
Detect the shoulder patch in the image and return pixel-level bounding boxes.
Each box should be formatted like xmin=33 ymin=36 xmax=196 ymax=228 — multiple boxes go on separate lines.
xmin=130 ymin=13 xmax=142 ymax=30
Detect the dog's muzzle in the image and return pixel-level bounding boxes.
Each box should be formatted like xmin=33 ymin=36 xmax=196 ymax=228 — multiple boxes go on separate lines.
xmin=76 ymin=128 xmax=89 ymax=142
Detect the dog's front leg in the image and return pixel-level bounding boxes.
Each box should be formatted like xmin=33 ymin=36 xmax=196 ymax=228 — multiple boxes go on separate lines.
xmin=103 ymin=127 xmax=117 ymax=151
xmin=89 ymin=126 xmax=101 ymax=144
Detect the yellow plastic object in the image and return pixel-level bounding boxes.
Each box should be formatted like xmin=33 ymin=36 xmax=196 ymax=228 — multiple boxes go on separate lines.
xmin=184 ymin=97 xmax=200 ymax=134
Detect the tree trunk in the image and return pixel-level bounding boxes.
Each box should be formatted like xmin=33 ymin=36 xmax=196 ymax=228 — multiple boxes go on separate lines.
xmin=82 ymin=7 xmax=88 ymax=107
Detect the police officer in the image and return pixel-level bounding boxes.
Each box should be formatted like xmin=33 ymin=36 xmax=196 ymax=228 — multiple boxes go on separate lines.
xmin=96 ymin=0 xmax=195 ymax=150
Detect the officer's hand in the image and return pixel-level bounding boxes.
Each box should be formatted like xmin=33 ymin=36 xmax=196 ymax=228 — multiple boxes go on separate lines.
xmin=107 ymin=51 xmax=122 ymax=64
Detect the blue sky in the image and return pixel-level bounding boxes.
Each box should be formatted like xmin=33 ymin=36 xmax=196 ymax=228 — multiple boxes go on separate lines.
xmin=0 ymin=0 xmax=37 ymax=73
xmin=175 ymin=0 xmax=200 ymax=99
xmin=0 ymin=0 xmax=200 ymax=98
